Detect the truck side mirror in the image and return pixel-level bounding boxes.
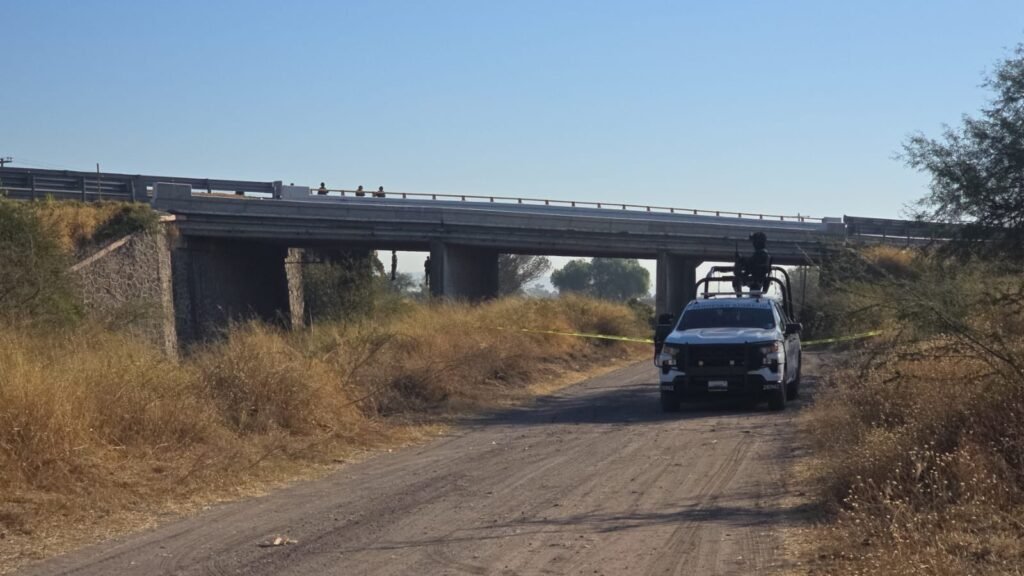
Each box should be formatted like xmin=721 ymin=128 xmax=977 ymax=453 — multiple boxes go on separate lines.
xmin=785 ymin=322 xmax=802 ymax=336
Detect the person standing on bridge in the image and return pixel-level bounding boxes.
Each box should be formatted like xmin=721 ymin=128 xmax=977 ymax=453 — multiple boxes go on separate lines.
xmin=355 ymin=185 xmax=365 ymax=197
xmin=317 ymin=182 xmax=328 ymax=195
xmin=374 ymin=186 xmax=386 ymax=198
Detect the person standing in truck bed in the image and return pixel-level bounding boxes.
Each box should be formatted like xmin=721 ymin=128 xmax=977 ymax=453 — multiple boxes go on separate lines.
xmin=733 ymin=232 xmax=771 ymax=294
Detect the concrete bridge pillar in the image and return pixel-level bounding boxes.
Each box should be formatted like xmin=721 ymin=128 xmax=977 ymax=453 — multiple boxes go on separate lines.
xmin=656 ymin=252 xmax=700 ymax=318
xmin=429 ymin=241 xmax=499 ymax=301
xmin=171 ymin=237 xmax=302 ymax=344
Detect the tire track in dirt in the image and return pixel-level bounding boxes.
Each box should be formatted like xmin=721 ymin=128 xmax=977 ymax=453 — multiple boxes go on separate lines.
xmin=641 ymin=435 xmax=755 ymax=576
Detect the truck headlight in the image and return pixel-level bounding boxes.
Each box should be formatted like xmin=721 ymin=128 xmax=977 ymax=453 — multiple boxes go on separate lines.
xmin=658 ymin=345 xmax=681 ymax=368
xmin=758 ymin=341 xmax=783 ymax=370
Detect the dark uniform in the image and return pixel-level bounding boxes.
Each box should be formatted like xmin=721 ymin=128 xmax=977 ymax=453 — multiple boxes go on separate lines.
xmin=733 ymin=232 xmax=771 ymax=294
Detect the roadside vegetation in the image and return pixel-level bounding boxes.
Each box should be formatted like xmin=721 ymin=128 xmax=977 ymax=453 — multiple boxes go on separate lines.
xmin=26 ymin=198 xmax=160 ymax=255
xmin=800 ymin=249 xmax=1024 ymax=575
xmin=551 ymin=257 xmax=651 ymax=301
xmin=800 ymin=44 xmax=1024 ymax=575
xmin=0 ymin=198 xmax=159 ymax=327
xmin=0 ymin=197 xmax=647 ymax=570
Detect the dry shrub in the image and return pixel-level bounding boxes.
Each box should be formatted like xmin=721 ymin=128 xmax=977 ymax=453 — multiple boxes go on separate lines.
xmin=0 ymin=325 xmax=226 ymax=530
xmin=299 ymin=295 xmax=643 ymax=415
xmin=861 ymin=245 xmax=918 ymax=279
xmin=0 ymin=296 xmax=645 ymax=556
xmin=805 ymin=260 xmax=1024 ymax=575
xmin=191 ymin=323 xmax=362 ymax=435
xmin=30 ymin=200 xmax=157 ymax=255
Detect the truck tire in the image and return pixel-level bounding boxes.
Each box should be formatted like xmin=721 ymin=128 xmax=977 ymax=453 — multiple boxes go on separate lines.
xmin=660 ymin=391 xmax=681 ymax=412
xmin=768 ymin=386 xmax=786 ymax=411
xmin=786 ymin=355 xmax=802 ymax=401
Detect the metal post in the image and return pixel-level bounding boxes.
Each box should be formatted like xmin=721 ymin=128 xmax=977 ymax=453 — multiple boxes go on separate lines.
xmin=800 ymin=267 xmax=807 ymax=319
xmin=29 ymin=174 xmax=36 ymax=200
xmin=80 ymin=176 xmax=87 ymax=201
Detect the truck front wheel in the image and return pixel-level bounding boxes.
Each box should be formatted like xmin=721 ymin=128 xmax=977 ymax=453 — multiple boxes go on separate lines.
xmin=786 ymin=357 xmax=802 ymax=401
xmin=768 ymin=386 xmax=786 ymax=411
xmin=660 ymin=391 xmax=681 ymax=412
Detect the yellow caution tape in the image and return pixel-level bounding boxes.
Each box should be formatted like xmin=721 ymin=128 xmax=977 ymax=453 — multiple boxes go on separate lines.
xmin=497 ymin=327 xmax=654 ymax=344
xmin=500 ymin=327 xmax=884 ymax=347
xmin=801 ymin=330 xmax=884 ymax=347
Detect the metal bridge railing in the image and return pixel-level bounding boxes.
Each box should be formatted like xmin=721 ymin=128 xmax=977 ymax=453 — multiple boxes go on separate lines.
xmin=319 ymin=188 xmax=823 ymax=223
xmin=0 ymin=166 xmax=823 ymax=223
xmin=843 ymin=216 xmax=958 ymax=242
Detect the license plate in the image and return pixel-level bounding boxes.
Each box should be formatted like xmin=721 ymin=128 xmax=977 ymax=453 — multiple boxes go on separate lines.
xmin=708 ymin=380 xmax=729 ymax=392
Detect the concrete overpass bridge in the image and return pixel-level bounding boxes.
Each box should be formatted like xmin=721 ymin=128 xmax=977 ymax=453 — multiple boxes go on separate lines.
xmin=0 ymin=167 xmax=947 ymax=345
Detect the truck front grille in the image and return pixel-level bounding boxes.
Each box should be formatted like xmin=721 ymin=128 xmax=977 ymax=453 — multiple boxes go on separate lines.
xmin=685 ymin=345 xmax=755 ymax=370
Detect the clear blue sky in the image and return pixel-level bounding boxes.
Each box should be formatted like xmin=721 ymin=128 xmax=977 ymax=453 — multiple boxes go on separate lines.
xmin=4 ymin=1 xmax=1023 ymax=220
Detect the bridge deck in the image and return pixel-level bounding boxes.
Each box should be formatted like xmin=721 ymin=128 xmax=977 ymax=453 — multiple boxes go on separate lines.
xmin=0 ymin=166 xmax=954 ymax=254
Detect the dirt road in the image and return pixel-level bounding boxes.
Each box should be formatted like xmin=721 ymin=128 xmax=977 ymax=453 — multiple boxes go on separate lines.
xmin=23 ymin=357 xmax=815 ymax=576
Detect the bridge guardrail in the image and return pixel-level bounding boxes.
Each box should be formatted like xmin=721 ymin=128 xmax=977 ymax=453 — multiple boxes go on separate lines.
xmin=0 ymin=166 xmax=825 ymax=223
xmin=318 ymin=188 xmax=823 ymax=223
xmin=0 ymin=167 xmax=275 ymax=202
xmin=843 ymin=215 xmax=957 ymax=242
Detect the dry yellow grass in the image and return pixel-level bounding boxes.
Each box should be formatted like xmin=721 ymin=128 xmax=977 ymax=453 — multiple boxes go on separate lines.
xmin=801 ymin=260 xmax=1024 ymax=575
xmin=860 ymin=245 xmax=918 ymax=279
xmin=27 ymin=199 xmax=158 ymax=254
xmin=0 ymin=296 xmax=645 ymax=571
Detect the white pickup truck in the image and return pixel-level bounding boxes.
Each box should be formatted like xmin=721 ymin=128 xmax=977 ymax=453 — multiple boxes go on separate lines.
xmin=654 ymin=276 xmax=802 ymax=412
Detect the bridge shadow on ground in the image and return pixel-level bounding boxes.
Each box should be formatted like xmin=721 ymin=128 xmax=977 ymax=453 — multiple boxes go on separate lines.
xmin=337 ymin=497 xmax=818 ymax=554
xmin=464 ymin=371 xmax=805 ymax=428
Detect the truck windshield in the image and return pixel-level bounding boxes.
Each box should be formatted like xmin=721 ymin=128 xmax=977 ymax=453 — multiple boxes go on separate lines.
xmin=679 ymin=307 xmax=775 ymax=330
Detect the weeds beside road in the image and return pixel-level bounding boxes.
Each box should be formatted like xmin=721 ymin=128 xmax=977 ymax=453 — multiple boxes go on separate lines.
xmin=0 ymin=297 xmax=646 ymax=573
xmin=798 ymin=249 xmax=1024 ymax=575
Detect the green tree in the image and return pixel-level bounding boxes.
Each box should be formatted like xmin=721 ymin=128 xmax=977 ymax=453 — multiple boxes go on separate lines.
xmin=903 ymin=44 xmax=1024 ymax=257
xmin=302 ymin=250 xmax=384 ymax=322
xmin=591 ymin=258 xmax=650 ymax=301
xmin=498 ymin=254 xmax=552 ymax=295
xmin=550 ymin=258 xmax=651 ymax=301
xmin=390 ymin=271 xmax=420 ymax=295
xmin=0 ymin=199 xmax=80 ymax=325
xmin=551 ymin=259 xmax=593 ymax=294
